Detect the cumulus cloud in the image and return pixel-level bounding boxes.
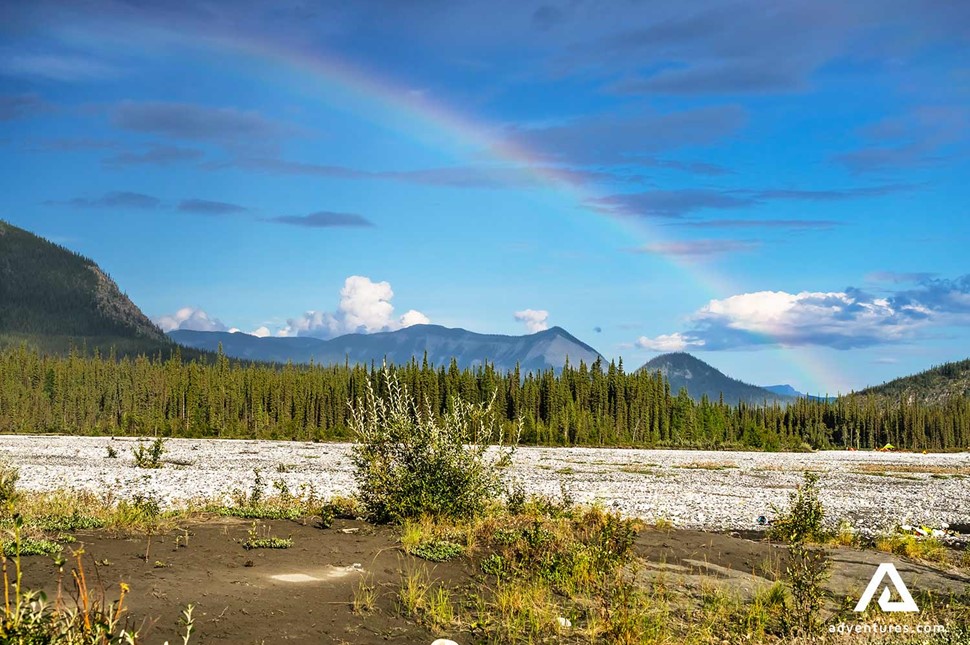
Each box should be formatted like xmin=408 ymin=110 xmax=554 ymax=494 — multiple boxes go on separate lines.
xmin=155 ymin=307 xmax=228 ymax=333
xmin=634 ymin=275 xmax=970 ymax=351
xmin=250 ymin=326 xmax=271 ymax=338
xmin=515 ymin=309 xmax=550 ymax=333
xmin=278 ymin=276 xmax=429 ymax=339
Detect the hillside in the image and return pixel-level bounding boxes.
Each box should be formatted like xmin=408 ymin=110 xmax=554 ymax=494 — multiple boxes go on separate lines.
xmin=858 ymin=358 xmax=970 ymax=404
xmin=640 ymin=353 xmax=793 ymax=405
xmin=170 ymin=324 xmax=603 ymax=372
xmin=0 ymin=220 xmax=172 ymax=355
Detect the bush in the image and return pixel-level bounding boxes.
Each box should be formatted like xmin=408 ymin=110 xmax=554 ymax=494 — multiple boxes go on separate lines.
xmin=350 ymin=368 xmax=518 ymax=523
xmin=0 ymin=461 xmax=19 ymax=506
xmin=132 ymin=437 xmax=166 ymax=469
xmin=768 ymin=471 xmax=827 ymax=544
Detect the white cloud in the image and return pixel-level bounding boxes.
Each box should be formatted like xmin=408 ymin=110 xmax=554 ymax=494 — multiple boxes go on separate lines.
xmin=633 ymin=276 xmax=970 ymax=351
xmin=155 ymin=307 xmax=228 ymax=333
xmin=636 ymin=332 xmax=704 ymax=352
xmin=251 ymin=326 xmax=272 ymax=338
xmin=278 ymin=276 xmax=430 ymax=339
xmin=514 ymin=309 xmax=549 ymax=333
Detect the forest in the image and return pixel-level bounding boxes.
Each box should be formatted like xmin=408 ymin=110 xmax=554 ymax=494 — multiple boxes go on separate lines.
xmin=0 ymin=345 xmax=967 ymax=451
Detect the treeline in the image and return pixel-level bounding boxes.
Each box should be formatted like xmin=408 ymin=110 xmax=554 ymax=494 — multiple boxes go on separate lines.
xmin=0 ymin=346 xmax=968 ymax=450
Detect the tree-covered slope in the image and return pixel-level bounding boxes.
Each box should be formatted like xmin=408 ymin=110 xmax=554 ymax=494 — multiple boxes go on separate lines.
xmin=640 ymin=352 xmax=793 ymax=405
xmin=858 ymin=358 xmax=970 ymax=404
xmin=0 ymin=220 xmax=170 ymax=353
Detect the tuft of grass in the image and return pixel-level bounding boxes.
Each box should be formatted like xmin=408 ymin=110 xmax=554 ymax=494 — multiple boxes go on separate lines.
xmin=875 ymin=532 xmax=948 ymax=563
xmin=352 ymin=575 xmax=377 ymax=614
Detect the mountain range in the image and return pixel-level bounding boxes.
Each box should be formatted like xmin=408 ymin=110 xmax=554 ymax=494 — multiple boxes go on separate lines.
xmin=2 ymin=221 xmax=967 ymax=405
xmin=169 ymin=324 xmax=602 ymax=373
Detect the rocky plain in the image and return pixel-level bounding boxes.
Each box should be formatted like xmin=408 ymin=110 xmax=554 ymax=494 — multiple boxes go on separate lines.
xmin=4 ymin=435 xmax=968 ymax=537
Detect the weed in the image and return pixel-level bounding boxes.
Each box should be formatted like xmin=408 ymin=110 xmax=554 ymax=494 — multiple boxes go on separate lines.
xmin=242 ymin=522 xmax=293 ymax=550
xmin=0 ymin=462 xmax=19 ymax=506
xmin=105 ymin=445 xmax=118 ymax=459
xmin=352 ymin=575 xmax=377 ymax=614
xmin=132 ymin=437 xmax=166 ymax=469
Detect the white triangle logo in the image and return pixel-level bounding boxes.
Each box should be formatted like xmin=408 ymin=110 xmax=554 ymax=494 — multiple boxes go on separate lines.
xmin=854 ymin=563 xmax=919 ymax=613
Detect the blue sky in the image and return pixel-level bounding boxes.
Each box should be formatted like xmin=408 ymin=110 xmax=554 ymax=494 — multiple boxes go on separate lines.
xmin=1 ymin=0 xmax=968 ymax=394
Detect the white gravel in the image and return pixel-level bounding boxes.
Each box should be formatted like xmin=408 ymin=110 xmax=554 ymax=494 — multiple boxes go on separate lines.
xmin=3 ymin=435 xmax=969 ymax=535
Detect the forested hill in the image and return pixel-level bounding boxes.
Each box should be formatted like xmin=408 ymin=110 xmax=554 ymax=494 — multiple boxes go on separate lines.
xmin=639 ymin=352 xmax=793 ymax=405
xmin=0 ymin=220 xmax=171 ymax=355
xmin=858 ymin=358 xmax=970 ymax=404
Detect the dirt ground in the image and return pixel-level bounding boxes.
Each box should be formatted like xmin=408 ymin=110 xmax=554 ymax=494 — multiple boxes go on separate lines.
xmin=15 ymin=519 xmax=970 ymax=644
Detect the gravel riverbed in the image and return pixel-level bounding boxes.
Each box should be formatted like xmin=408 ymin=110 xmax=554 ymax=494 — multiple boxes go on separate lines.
xmin=3 ymin=435 xmax=969 ymax=536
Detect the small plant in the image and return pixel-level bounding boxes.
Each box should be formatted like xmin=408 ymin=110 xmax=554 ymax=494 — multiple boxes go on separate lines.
xmin=768 ymin=471 xmax=827 ymax=544
xmin=242 ymin=522 xmax=293 ymax=550
xmin=132 ymin=437 xmax=167 ymax=469
xmin=352 ymin=575 xmax=377 ymax=614
xmin=772 ymin=472 xmax=830 ymax=638
xmin=411 ymin=540 xmax=464 ymax=563
xmin=319 ymin=504 xmax=335 ymax=529
xmin=106 ymin=445 xmax=118 ymax=459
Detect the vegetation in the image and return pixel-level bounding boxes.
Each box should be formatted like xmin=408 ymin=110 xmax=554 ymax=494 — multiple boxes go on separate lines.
xmin=350 ymin=368 xmax=516 ymax=522
xmin=131 ymin=437 xmax=166 ymax=468
xmin=1 ymin=345 xmax=968 ymax=450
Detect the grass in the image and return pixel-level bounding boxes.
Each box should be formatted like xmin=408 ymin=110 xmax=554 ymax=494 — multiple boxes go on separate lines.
xmin=875 ymin=532 xmax=948 ymax=563
xmin=853 ymin=463 xmax=970 ymax=476
xmin=675 ymin=461 xmax=739 ymax=471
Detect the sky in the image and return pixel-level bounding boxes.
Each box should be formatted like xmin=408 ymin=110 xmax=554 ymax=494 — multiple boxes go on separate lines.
xmin=1 ymin=0 xmax=968 ymax=394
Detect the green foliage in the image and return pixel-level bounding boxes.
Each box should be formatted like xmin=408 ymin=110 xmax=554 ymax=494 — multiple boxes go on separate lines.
xmin=242 ymin=523 xmax=292 ymax=549
xmin=350 ymin=368 xmax=517 ymax=523
xmin=410 ymin=540 xmax=464 ymax=562
xmin=2 ymin=537 xmax=62 ymax=557
xmin=132 ymin=438 xmax=166 ymax=469
xmin=769 ymin=473 xmax=830 ymax=639
xmin=105 ymin=445 xmax=118 ymax=459
xmin=33 ymin=512 xmax=106 ymax=532
xmin=768 ymin=472 xmax=827 ymax=544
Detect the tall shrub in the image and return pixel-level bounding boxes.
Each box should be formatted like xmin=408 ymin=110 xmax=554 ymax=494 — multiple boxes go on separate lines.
xmin=350 ymin=368 xmax=517 ymax=523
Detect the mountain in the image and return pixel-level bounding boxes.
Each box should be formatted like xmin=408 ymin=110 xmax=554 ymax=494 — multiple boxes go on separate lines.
xmin=763 ymin=384 xmax=804 ymax=398
xmin=0 ymin=220 xmax=172 ymax=355
xmin=640 ymin=353 xmax=793 ymax=405
xmin=169 ymin=324 xmax=603 ymax=372
xmin=858 ymin=358 xmax=970 ymax=404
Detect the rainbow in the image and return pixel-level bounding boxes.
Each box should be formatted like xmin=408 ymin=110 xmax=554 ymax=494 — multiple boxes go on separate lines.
xmin=185 ymin=33 xmax=841 ymax=394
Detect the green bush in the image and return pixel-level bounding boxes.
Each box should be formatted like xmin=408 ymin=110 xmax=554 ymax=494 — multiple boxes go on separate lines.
xmin=768 ymin=471 xmax=827 ymax=544
xmin=132 ymin=437 xmax=166 ymax=469
xmin=350 ymin=368 xmax=518 ymax=523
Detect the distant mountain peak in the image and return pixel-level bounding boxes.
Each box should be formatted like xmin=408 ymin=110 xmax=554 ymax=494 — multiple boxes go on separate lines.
xmin=640 ymin=352 xmax=792 ymax=404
